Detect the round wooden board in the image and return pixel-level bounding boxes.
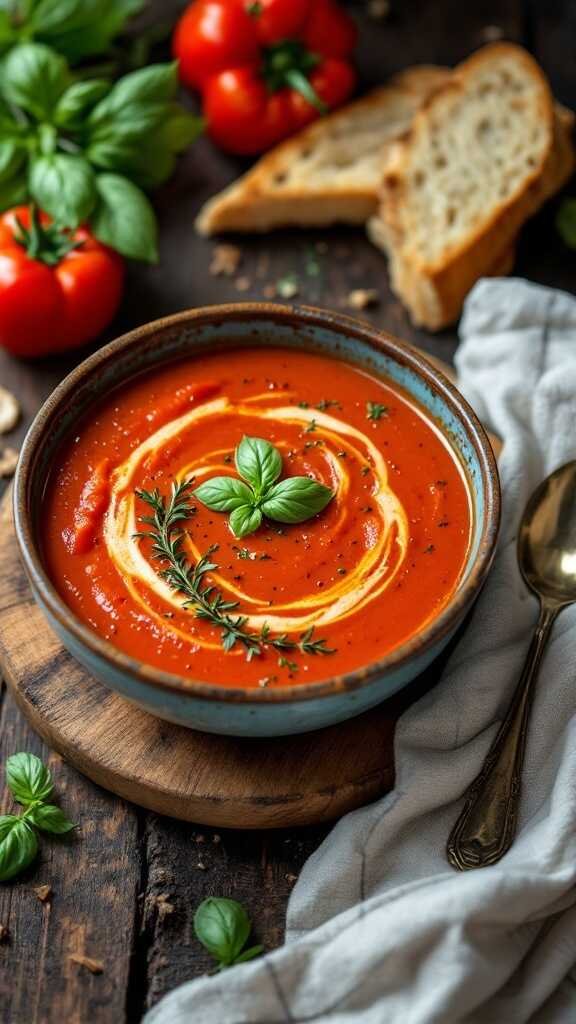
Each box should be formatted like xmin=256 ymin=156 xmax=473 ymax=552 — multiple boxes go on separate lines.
xmin=0 ymin=492 xmax=416 ymax=829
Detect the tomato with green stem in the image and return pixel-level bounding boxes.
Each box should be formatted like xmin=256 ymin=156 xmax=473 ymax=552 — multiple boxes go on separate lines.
xmin=173 ymin=0 xmax=356 ymax=154
xmin=0 ymin=206 xmax=124 ymax=359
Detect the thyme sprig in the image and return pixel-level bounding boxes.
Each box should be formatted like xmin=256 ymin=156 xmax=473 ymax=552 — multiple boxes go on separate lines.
xmin=134 ymin=480 xmax=335 ymax=662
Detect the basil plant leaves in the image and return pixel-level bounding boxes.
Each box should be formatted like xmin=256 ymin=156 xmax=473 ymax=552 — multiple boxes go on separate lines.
xmin=194 ymin=436 xmax=334 ymax=539
xmin=0 ymin=753 xmax=75 ymax=883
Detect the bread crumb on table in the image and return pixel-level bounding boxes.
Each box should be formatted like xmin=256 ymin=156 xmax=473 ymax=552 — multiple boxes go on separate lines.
xmin=0 ymin=386 xmax=20 ymax=434
xmin=0 ymin=447 xmax=18 ymax=478
xmin=69 ymin=954 xmax=104 ymax=975
xmin=368 ymin=0 xmax=390 ymax=19
xmin=33 ymin=885 xmax=53 ymax=903
xmin=209 ymin=244 xmax=242 ymax=277
xmin=346 ymin=289 xmax=380 ymax=310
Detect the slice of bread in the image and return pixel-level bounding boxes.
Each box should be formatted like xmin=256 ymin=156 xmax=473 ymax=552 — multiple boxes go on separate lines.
xmin=196 ymin=66 xmax=449 ymax=236
xmin=369 ymin=43 xmax=575 ymax=330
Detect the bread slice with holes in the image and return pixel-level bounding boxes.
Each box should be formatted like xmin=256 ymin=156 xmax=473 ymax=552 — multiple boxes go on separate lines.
xmin=195 ymin=66 xmax=450 ymax=235
xmin=368 ymin=43 xmax=575 ymax=330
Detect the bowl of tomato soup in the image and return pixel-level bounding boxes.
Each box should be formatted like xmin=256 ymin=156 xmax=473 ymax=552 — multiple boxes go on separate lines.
xmin=14 ymin=304 xmax=500 ymax=736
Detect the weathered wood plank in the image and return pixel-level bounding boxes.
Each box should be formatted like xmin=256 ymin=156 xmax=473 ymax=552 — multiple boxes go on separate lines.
xmin=130 ymin=817 xmax=327 ymax=1016
xmin=0 ymin=689 xmax=142 ymax=1024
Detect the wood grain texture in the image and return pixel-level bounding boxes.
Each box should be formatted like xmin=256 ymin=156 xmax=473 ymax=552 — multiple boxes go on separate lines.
xmin=0 ymin=492 xmax=418 ymax=830
xmin=0 ymin=690 xmax=141 ymax=1024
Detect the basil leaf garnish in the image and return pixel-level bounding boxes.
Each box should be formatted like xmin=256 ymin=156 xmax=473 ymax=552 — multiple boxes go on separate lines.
xmin=194 ymin=897 xmax=263 ymax=968
xmin=6 ymin=753 xmax=53 ymax=805
xmin=229 ymin=505 xmax=262 ymax=539
xmin=26 ymin=804 xmax=76 ymax=835
xmin=235 ymin=436 xmax=282 ymax=497
xmin=261 ymin=477 xmax=333 ymax=524
xmin=193 ymin=436 xmax=334 ymax=536
xmin=0 ymin=816 xmax=39 ymax=882
xmin=194 ymin=478 xmax=254 ymax=513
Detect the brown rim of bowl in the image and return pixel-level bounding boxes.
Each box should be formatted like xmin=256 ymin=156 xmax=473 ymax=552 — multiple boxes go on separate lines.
xmin=14 ymin=303 xmax=501 ymax=705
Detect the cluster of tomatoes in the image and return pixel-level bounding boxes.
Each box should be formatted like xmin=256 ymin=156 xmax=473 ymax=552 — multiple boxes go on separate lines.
xmin=173 ymin=0 xmax=357 ymax=154
xmin=0 ymin=1 xmax=356 ymax=357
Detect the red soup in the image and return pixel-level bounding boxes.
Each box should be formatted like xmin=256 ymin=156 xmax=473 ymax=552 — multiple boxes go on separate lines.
xmin=42 ymin=347 xmax=472 ymax=689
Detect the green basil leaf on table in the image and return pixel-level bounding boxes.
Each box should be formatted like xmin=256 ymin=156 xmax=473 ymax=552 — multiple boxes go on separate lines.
xmin=89 ymin=139 xmax=177 ymax=191
xmin=0 ymin=95 xmax=19 ymax=134
xmin=2 ymin=43 xmax=69 ymax=120
xmin=26 ymin=804 xmax=76 ymax=835
xmin=160 ymin=108 xmax=204 ymax=152
xmin=91 ymin=173 xmax=157 ymax=263
xmin=233 ymin=944 xmax=265 ymax=964
xmin=87 ymin=109 xmax=202 ymax=189
xmin=194 ymin=897 xmax=258 ymax=968
xmin=29 ymin=154 xmax=96 ymax=228
xmin=6 ymin=752 xmax=53 ymax=805
xmin=88 ymin=98 xmax=168 ymax=145
xmin=54 ymin=79 xmax=110 ymax=127
xmin=229 ymin=505 xmax=263 ymax=539
xmin=0 ymin=816 xmax=38 ymax=882
xmin=98 ymin=61 xmax=179 ymax=106
xmin=235 ymin=436 xmax=283 ymax=496
xmin=194 ymin=478 xmax=255 ymax=513
xmin=0 ymin=11 xmax=17 ymax=55
xmin=557 ymin=199 xmax=576 ymax=249
xmin=87 ymin=63 xmax=179 ymax=140
xmin=0 ymin=140 xmax=25 ymax=184
xmin=0 ymin=173 xmax=28 ymax=212
xmin=27 ymin=0 xmax=144 ymax=62
xmin=261 ymin=477 xmax=334 ymax=524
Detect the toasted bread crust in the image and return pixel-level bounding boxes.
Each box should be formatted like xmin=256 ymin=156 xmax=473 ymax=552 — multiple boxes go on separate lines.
xmin=196 ymin=66 xmax=449 ymax=236
xmin=372 ymin=43 xmax=573 ymax=330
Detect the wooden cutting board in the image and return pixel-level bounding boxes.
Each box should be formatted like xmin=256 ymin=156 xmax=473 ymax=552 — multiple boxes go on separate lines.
xmin=0 ymin=359 xmax=499 ymax=829
xmin=0 ymin=491 xmax=424 ymax=829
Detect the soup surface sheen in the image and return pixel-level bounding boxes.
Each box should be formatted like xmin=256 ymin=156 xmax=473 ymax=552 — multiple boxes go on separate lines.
xmin=43 ymin=347 xmax=472 ymax=688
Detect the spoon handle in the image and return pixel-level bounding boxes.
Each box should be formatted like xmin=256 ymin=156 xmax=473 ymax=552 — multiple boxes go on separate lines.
xmin=447 ymin=602 xmax=557 ymax=870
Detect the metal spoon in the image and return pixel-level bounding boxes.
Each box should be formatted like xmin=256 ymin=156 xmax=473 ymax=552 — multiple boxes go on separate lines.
xmin=447 ymin=460 xmax=576 ymax=870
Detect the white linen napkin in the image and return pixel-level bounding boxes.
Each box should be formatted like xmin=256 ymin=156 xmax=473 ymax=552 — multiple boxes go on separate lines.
xmin=145 ymin=279 xmax=576 ymax=1024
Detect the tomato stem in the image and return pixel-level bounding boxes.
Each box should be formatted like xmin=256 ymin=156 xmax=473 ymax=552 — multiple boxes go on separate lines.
xmin=284 ymin=68 xmax=327 ymax=114
xmin=262 ymin=41 xmax=327 ymax=113
xmin=13 ymin=205 xmax=83 ymax=268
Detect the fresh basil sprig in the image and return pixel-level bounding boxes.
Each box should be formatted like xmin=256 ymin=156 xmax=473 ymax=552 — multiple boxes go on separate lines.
xmin=0 ymin=752 xmax=75 ymax=882
xmin=0 ymin=44 xmax=201 ymax=261
xmin=194 ymin=436 xmax=334 ymax=539
xmin=194 ymin=897 xmax=263 ymax=970
xmin=0 ymin=0 xmax=143 ymax=63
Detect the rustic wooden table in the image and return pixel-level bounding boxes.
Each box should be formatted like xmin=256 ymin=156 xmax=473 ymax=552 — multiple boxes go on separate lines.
xmin=0 ymin=2 xmax=574 ymax=1020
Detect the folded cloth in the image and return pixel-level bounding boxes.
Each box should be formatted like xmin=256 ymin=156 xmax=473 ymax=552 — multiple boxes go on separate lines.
xmin=145 ymin=279 xmax=576 ymax=1024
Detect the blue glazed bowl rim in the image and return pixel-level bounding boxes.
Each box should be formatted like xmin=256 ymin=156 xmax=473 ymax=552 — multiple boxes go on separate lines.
xmin=14 ymin=303 xmax=501 ymax=705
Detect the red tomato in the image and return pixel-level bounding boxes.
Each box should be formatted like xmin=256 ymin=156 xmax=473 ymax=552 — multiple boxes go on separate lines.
xmin=173 ymin=0 xmax=258 ymax=91
xmin=303 ymin=0 xmax=357 ymax=58
xmin=173 ymin=0 xmax=357 ymax=155
xmin=244 ymin=0 xmax=310 ymax=45
xmin=0 ymin=207 xmax=124 ymax=359
xmin=203 ymin=67 xmax=295 ymax=153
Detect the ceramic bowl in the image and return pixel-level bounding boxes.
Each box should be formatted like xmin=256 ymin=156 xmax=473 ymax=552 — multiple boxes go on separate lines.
xmin=14 ymin=304 xmax=500 ymax=737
